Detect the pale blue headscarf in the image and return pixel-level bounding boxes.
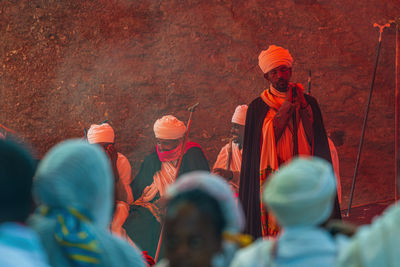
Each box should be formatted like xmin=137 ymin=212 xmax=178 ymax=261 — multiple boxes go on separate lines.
xmin=29 ymin=139 xmax=144 ymax=267
xmin=166 ymin=171 xmax=245 ymax=267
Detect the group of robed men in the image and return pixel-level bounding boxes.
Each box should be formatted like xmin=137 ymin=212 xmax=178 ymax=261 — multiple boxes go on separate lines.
xmin=85 ymin=44 xmax=343 ymax=259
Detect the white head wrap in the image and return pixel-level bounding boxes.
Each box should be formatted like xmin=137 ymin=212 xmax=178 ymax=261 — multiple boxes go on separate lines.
xmin=258 ymin=45 xmax=293 ymax=74
xmin=33 ymin=140 xmax=114 ymax=228
xmin=87 ymin=123 xmax=115 ymax=144
xmin=167 ymin=171 xmax=244 ymax=233
xmin=153 ymin=115 xmax=186 ymax=140
xmin=167 ymin=171 xmax=245 ymax=267
xmin=231 ymin=105 xmax=248 ymax=126
xmin=263 ymin=157 xmax=336 ymax=227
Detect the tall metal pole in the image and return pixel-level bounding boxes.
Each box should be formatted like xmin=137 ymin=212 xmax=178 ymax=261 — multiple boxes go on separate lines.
xmin=346 ymin=23 xmax=390 ymax=217
xmin=395 ymin=21 xmax=399 ymax=202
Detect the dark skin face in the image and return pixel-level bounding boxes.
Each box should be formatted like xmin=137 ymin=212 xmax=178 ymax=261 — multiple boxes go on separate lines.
xmin=264 ymin=65 xmax=292 ymax=92
xmin=156 ymin=138 xmax=182 ymax=152
xmin=164 ymin=202 xmax=222 ymax=267
xmin=231 ymin=123 xmax=245 ymax=147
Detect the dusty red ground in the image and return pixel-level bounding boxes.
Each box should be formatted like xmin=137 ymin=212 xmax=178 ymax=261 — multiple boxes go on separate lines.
xmin=1 ymin=0 xmax=399 ymax=212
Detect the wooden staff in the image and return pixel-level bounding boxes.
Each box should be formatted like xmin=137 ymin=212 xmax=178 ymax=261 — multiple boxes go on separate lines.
xmin=154 ymin=102 xmax=199 ymax=262
xmin=396 ymin=20 xmax=399 ymax=202
xmin=226 ymin=137 xmax=233 ymax=170
xmin=0 ymin=123 xmax=16 ymax=135
xmin=390 ymin=18 xmax=400 ymax=202
xmin=346 ymin=23 xmax=390 ymax=217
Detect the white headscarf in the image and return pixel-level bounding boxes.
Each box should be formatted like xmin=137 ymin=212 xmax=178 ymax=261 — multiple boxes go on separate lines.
xmin=87 ymin=123 xmax=115 ymax=144
xmin=258 ymin=45 xmax=293 ymax=74
xmin=167 ymin=171 xmax=244 ymax=233
xmin=153 ymin=115 xmax=186 ymax=140
xmin=263 ymin=157 xmax=336 ymax=227
xmin=166 ymin=171 xmax=244 ymax=267
xmin=231 ymin=105 xmax=248 ymax=126
xmin=33 ymin=139 xmax=113 ymax=228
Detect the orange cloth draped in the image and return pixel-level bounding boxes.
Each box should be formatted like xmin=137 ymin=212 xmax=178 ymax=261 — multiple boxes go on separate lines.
xmin=259 ymin=86 xmax=313 ymax=237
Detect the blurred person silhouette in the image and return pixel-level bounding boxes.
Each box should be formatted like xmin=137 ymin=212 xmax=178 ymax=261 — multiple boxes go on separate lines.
xmin=336 ymin=148 xmax=400 ymax=267
xmin=0 ymin=139 xmax=50 ymax=266
xmin=156 ymin=171 xmax=250 ymax=267
xmin=232 ymin=157 xmax=348 ymax=267
xmin=28 ymin=139 xmax=145 ymax=267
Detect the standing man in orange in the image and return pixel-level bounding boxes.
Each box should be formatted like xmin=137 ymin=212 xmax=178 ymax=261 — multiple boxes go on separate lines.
xmin=239 ymin=45 xmax=341 ymax=239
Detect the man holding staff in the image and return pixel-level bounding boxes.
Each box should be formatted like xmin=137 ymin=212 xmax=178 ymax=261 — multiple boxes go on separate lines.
xmin=239 ymin=45 xmax=341 ymax=239
xmin=123 ymin=114 xmax=209 ymax=259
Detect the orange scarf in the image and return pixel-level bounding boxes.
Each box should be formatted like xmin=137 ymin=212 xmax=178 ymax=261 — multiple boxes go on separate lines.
xmin=259 ymin=85 xmax=312 ymax=236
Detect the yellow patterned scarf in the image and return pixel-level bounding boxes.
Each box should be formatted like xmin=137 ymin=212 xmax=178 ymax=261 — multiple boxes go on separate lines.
xmin=38 ymin=205 xmax=102 ymax=266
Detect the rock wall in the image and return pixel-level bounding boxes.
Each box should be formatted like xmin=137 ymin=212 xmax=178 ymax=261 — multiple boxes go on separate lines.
xmin=1 ymin=0 xmax=399 ymax=208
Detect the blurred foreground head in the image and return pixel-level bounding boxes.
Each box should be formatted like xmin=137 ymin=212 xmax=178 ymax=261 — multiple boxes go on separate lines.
xmin=0 ymin=139 xmax=35 ymax=223
xmin=263 ymin=157 xmax=336 ymax=227
xmin=164 ymin=171 xmax=244 ymax=267
xmin=33 ymin=139 xmax=114 ymax=228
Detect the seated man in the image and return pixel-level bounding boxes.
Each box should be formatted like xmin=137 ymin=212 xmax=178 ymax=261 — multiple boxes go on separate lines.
xmin=86 ymin=123 xmax=133 ymax=236
xmin=124 ymin=115 xmax=210 ymax=259
xmin=231 ymin=157 xmax=348 ymax=267
xmin=0 ymin=139 xmax=50 ymax=267
xmin=213 ymin=104 xmax=248 ymax=195
xmin=29 ymin=140 xmax=145 ymax=267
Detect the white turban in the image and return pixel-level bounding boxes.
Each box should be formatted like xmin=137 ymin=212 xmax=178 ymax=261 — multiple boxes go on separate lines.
xmin=231 ymin=105 xmax=248 ymax=126
xmin=87 ymin=123 xmax=115 ymax=144
xmin=258 ymin=45 xmax=293 ymax=74
xmin=167 ymin=171 xmax=244 ymax=234
xmin=263 ymin=157 xmax=336 ymax=227
xmin=153 ymin=115 xmax=186 ymax=140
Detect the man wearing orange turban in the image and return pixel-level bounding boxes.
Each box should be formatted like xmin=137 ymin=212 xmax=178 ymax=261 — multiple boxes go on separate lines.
xmin=239 ymin=45 xmax=341 ymax=239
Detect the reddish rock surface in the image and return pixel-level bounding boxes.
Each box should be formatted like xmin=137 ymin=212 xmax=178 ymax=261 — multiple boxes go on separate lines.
xmin=1 ymin=0 xmax=399 ymax=210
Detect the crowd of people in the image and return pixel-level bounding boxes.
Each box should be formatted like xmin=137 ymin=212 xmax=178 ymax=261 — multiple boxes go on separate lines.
xmin=1 ymin=44 xmax=399 ymax=267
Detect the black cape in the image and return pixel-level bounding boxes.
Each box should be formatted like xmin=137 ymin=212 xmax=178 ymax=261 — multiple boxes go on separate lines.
xmin=123 ymin=146 xmax=210 ymax=258
xmin=239 ymin=95 xmax=341 ymax=239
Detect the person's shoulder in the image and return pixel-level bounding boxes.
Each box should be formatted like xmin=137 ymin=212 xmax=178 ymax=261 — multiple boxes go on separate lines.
xmin=97 ymin=232 xmax=146 ymax=267
xmin=117 ymin=153 xmax=131 ymax=165
xmin=141 ymin=150 xmax=159 ymax=163
xmin=186 ymin=144 xmax=205 ymax=155
xmin=304 ymin=94 xmax=319 ymax=105
xmin=231 ymin=238 xmax=273 ymax=267
xmin=249 ymin=96 xmax=264 ymax=107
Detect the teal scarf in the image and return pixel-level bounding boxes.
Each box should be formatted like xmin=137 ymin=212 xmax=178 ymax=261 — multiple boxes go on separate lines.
xmin=38 ymin=205 xmax=102 ymax=266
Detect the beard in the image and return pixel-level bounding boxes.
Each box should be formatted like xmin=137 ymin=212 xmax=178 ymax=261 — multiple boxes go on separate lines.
xmin=274 ymin=79 xmax=289 ymax=92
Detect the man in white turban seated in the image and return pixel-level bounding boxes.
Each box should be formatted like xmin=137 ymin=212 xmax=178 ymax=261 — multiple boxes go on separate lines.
xmin=239 ymin=45 xmax=341 ymax=239
xmin=86 ymin=123 xmax=133 ymax=237
xmin=123 ymin=115 xmax=210 ymax=259
xmin=213 ymin=105 xmax=248 ymax=195
xmin=231 ymin=157 xmax=348 ymax=267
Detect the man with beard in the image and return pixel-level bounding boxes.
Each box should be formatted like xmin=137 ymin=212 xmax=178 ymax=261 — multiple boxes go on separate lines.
xmin=123 ymin=115 xmax=210 ymax=259
xmin=212 ymin=105 xmax=248 ymax=195
xmin=239 ymin=45 xmax=341 ymax=239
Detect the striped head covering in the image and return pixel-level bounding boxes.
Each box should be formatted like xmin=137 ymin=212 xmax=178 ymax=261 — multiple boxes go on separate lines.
xmin=34 ymin=140 xmax=114 ymax=266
